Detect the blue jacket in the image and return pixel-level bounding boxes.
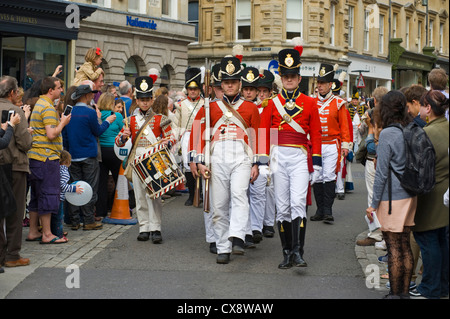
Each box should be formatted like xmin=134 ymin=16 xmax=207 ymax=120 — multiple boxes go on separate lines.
xmin=63 ymin=102 xmax=110 ymax=160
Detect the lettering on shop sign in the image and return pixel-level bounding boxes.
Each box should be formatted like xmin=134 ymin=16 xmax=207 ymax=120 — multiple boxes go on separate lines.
xmin=126 ymin=16 xmax=157 ymax=30
xmin=0 ymin=13 xmax=38 ymax=25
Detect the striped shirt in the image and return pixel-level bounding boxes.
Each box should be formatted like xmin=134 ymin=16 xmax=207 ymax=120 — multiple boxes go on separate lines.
xmin=60 ymin=164 xmax=76 ymax=201
xmin=28 ymin=95 xmax=63 ymax=162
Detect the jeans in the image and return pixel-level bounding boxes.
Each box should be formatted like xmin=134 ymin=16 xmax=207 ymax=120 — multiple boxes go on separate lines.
xmin=51 ymin=201 xmax=65 ymax=238
xmin=414 ymin=227 xmax=449 ymax=299
xmin=69 ymin=158 xmax=99 ymax=225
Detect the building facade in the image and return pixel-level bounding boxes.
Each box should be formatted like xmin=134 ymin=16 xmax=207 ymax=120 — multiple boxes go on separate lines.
xmin=73 ymin=0 xmax=195 ymax=90
xmin=188 ymin=0 xmax=449 ymax=97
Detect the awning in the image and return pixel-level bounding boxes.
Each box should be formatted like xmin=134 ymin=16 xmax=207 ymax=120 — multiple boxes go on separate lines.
xmin=0 ymin=0 xmax=96 ymax=40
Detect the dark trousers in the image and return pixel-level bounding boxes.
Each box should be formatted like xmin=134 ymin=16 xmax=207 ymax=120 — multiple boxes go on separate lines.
xmin=96 ymin=147 xmax=121 ymax=217
xmin=0 ymin=171 xmax=27 ymax=264
xmin=69 ymin=158 xmax=99 ymax=225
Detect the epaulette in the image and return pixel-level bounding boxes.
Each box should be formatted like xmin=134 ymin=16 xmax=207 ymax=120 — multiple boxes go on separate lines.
xmin=160 ymin=114 xmax=172 ymax=128
xmin=261 ymin=95 xmax=275 ymax=108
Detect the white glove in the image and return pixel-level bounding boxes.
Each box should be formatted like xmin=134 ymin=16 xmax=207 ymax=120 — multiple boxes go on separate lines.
xmin=310 ymin=165 xmax=322 ymax=185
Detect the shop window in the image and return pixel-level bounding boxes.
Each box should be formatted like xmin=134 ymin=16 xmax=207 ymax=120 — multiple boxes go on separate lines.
xmin=160 ymin=65 xmax=172 ymax=88
xmin=1 ymin=36 xmax=67 ymax=91
xmin=124 ymin=57 xmax=139 ymax=84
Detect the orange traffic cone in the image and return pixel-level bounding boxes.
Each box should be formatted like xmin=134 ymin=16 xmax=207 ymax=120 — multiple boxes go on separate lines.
xmin=103 ymin=165 xmax=137 ymax=225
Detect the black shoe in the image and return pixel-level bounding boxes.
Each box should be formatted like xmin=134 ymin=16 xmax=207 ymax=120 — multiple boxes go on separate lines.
xmin=310 ymin=214 xmax=324 ymax=221
xmin=184 ymin=198 xmax=193 ymax=206
xmin=278 ymin=250 xmax=293 ymax=269
xmin=216 ymin=253 xmax=230 ymax=264
xmin=323 ymin=215 xmax=334 ymax=224
xmin=137 ymin=232 xmax=150 ymax=241
xmin=336 ymin=193 xmax=345 ymax=200
xmin=244 ymin=234 xmax=256 ymax=248
xmin=0 ymin=266 xmax=4 ymax=274
xmin=232 ymin=237 xmax=245 ymax=255
xmin=209 ymin=242 xmax=217 ymax=254
xmin=252 ymin=230 xmax=263 ymax=243
xmin=151 ymin=231 xmax=162 ymax=244
xmin=291 ymin=251 xmax=307 ymax=267
xmin=262 ymin=225 xmax=275 ymax=238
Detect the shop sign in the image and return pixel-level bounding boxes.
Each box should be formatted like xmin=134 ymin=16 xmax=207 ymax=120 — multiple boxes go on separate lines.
xmin=126 ymin=16 xmax=157 ymax=30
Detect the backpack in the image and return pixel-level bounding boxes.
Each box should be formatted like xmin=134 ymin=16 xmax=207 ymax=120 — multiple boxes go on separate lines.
xmin=388 ymin=122 xmax=436 ymax=197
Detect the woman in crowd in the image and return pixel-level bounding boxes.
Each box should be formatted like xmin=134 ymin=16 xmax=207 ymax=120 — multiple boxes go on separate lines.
xmin=366 ymin=90 xmax=416 ymax=299
xmin=96 ymin=92 xmax=124 ymax=218
xmin=410 ymin=90 xmax=449 ymax=299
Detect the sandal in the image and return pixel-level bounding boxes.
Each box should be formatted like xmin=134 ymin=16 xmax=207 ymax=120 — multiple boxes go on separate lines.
xmin=40 ymin=236 xmax=68 ymax=245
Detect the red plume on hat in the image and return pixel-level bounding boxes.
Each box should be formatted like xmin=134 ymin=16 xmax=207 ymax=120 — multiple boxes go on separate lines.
xmin=148 ymin=68 xmax=159 ymax=83
xmin=232 ymin=44 xmax=244 ymax=63
xmin=292 ymin=37 xmax=304 ymax=57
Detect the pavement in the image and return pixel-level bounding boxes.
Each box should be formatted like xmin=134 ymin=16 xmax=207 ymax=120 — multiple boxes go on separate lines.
xmin=1 ymin=195 xmax=393 ymax=300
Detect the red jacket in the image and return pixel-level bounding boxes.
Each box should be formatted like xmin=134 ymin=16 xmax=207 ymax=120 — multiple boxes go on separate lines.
xmin=259 ymin=92 xmax=322 ymax=166
xmin=189 ymin=98 xmax=261 ymax=163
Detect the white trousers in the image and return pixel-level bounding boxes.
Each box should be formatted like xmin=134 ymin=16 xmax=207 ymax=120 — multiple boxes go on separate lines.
xmin=270 ymin=146 xmax=309 ymax=222
xmin=210 ymin=140 xmax=251 ymax=254
xmin=248 ymin=165 xmax=275 ymax=232
xmin=335 ymin=160 xmax=345 ymax=194
xmin=316 ymin=143 xmax=339 ymax=183
xmin=202 ymin=178 xmax=217 ymax=244
xmin=132 ymin=170 xmax=162 ymax=233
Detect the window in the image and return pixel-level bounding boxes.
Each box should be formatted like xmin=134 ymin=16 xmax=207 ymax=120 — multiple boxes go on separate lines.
xmin=406 ymin=17 xmax=410 ymax=50
xmin=348 ymin=6 xmax=354 ymax=47
xmin=379 ymin=14 xmax=384 ymax=54
xmin=364 ymin=10 xmax=369 ymax=51
xmin=330 ymin=4 xmax=335 ymax=46
xmin=392 ymin=13 xmax=397 ymax=38
xmin=439 ymin=23 xmax=444 ymax=53
xmin=429 ymin=20 xmax=433 ymax=46
xmin=188 ymin=1 xmax=199 ymax=41
xmin=91 ymin=0 xmax=111 ymax=7
xmin=129 ymin=0 xmax=145 ymax=14
xmin=286 ymin=0 xmax=303 ymax=39
xmin=236 ymin=0 xmax=251 ymax=40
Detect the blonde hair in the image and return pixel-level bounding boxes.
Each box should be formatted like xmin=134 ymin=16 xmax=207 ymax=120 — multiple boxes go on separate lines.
xmin=85 ymin=47 xmax=103 ymax=63
xmin=97 ymin=92 xmax=115 ymax=111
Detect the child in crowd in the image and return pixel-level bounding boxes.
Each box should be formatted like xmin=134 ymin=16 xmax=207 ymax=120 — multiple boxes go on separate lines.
xmin=51 ymin=150 xmax=83 ymax=239
xmin=72 ymin=47 xmax=104 ymax=86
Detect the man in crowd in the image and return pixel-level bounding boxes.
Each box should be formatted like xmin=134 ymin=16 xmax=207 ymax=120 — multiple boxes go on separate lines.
xmin=0 ymin=76 xmax=32 ymax=269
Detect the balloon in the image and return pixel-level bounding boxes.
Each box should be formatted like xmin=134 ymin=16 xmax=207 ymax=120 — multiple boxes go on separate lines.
xmin=114 ymin=138 xmax=132 ymax=161
xmin=65 ymin=181 xmax=93 ymax=206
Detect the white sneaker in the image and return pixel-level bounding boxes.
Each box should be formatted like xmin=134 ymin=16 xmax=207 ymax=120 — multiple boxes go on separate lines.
xmin=375 ymin=240 xmax=386 ymax=250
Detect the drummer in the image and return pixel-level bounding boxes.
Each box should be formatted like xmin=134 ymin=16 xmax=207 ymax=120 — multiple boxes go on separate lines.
xmin=115 ymin=76 xmax=176 ymax=243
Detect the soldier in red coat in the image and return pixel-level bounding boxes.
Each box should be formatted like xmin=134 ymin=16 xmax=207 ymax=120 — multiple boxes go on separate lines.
xmin=189 ymin=56 xmax=261 ymax=264
xmin=259 ymin=43 xmax=322 ymax=269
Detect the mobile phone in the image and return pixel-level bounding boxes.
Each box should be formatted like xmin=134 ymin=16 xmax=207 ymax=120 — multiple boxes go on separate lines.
xmin=7 ymin=110 xmax=14 ymax=122
xmin=111 ymin=111 xmax=114 ymax=115
xmin=63 ymin=105 xmax=73 ymax=116
xmin=1 ymin=110 xmax=8 ymax=123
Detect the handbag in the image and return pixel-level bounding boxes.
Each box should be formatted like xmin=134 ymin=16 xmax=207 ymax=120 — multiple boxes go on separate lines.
xmin=0 ymin=164 xmax=17 ymax=219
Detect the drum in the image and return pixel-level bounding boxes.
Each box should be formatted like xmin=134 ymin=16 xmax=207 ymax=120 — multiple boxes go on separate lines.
xmin=132 ymin=143 xmax=185 ymax=199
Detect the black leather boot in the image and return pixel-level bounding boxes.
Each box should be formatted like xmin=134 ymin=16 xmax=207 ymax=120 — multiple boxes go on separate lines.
xmin=277 ymin=221 xmax=292 ymax=269
xmin=184 ymin=172 xmax=195 ymax=206
xmin=291 ymin=217 xmax=307 ymax=267
xmin=311 ymin=183 xmax=325 ymax=221
xmin=323 ymin=181 xmax=336 ymax=223
xmin=299 ymin=217 xmax=307 ymax=258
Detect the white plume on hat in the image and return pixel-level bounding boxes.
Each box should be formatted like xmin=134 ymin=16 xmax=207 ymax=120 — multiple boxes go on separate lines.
xmin=232 ymin=44 xmax=244 ymax=62
xmin=291 ymin=37 xmax=304 ymax=56
xmin=148 ymin=68 xmax=159 ymax=83
xmin=200 ymin=66 xmax=206 ymax=84
xmin=338 ymin=71 xmax=347 ymax=84
xmin=273 ymin=72 xmax=283 ymax=91
xmin=333 ymin=64 xmax=339 ymax=71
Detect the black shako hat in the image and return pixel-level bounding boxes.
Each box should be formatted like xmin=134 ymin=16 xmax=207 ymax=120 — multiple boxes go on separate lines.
xmin=278 ymin=49 xmax=301 ymax=76
xmin=317 ymin=63 xmax=336 ymax=83
xmin=258 ymin=69 xmax=275 ymax=90
xmin=135 ymin=76 xmax=154 ymax=99
xmin=71 ymin=84 xmax=98 ymax=100
xmin=241 ymin=67 xmax=260 ymax=88
xmin=332 ymin=79 xmax=342 ymax=94
xmin=185 ymin=67 xmax=202 ymax=89
xmin=211 ymin=63 xmax=221 ymax=87
xmin=219 ymin=56 xmax=242 ymax=81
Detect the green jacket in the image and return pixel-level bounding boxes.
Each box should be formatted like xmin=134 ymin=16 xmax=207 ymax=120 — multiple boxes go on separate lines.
xmin=413 ymin=117 xmax=449 ymax=232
